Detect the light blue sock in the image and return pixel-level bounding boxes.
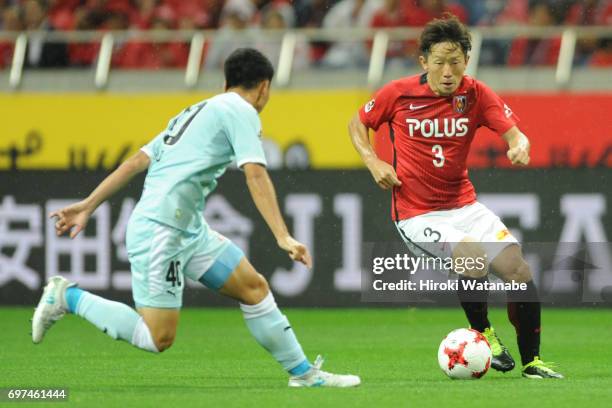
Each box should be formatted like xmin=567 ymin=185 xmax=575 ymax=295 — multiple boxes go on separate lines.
xmin=65 ymin=287 xmax=140 ymax=343
xmin=240 ymin=292 xmax=311 ymax=376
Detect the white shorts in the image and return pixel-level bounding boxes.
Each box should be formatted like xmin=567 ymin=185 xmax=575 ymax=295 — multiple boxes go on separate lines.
xmin=395 ymin=202 xmax=518 ymax=264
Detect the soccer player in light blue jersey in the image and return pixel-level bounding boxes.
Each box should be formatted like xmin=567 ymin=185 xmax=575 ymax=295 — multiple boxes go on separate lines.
xmin=32 ymin=48 xmax=360 ymax=388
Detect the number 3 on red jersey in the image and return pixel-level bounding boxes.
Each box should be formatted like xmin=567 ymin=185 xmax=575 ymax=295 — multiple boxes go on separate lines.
xmin=432 ymin=144 xmax=445 ymax=167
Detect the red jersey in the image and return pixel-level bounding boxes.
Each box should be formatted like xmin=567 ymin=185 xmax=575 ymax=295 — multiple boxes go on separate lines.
xmin=359 ymin=74 xmax=519 ymax=221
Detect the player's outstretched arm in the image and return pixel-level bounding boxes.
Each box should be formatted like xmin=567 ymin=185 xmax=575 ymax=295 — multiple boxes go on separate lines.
xmin=348 ymin=113 xmax=401 ymax=190
xmin=503 ymin=126 xmax=531 ymax=166
xmin=243 ymin=163 xmax=312 ymax=268
xmin=49 ymin=150 xmax=151 ymax=238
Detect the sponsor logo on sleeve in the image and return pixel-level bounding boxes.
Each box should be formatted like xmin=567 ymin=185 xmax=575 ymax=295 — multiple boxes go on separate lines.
xmin=504 ymin=104 xmax=513 ymax=118
xmin=365 ymin=99 xmax=375 ymax=113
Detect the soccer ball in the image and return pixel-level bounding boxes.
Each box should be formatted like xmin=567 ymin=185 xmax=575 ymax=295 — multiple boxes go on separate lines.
xmin=437 ymin=328 xmax=492 ymax=379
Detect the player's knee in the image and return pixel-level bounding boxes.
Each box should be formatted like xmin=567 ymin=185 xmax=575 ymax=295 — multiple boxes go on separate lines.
xmin=152 ymin=331 xmax=176 ymax=352
xmin=239 ymin=272 xmax=270 ymax=305
xmin=502 ymin=259 xmax=532 ymax=283
xmin=461 ymin=266 xmax=488 ymax=279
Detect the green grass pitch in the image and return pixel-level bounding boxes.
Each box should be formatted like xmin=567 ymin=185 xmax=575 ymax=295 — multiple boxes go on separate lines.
xmin=2 ymin=308 xmax=611 ymax=407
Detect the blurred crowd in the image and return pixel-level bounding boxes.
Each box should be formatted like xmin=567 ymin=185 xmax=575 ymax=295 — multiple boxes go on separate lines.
xmin=0 ymin=0 xmax=611 ymax=70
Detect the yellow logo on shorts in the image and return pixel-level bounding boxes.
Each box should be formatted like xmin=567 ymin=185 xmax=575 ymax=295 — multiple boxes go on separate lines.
xmin=496 ymin=229 xmax=511 ymax=240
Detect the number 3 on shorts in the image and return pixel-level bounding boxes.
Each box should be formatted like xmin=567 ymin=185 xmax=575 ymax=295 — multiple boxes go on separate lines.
xmin=432 ymin=144 xmax=445 ymax=168
xmin=166 ymin=260 xmax=183 ymax=287
xmin=424 ymin=227 xmax=442 ymax=242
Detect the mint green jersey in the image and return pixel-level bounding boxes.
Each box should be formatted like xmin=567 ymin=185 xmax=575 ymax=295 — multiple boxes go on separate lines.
xmin=134 ymin=92 xmax=266 ymax=232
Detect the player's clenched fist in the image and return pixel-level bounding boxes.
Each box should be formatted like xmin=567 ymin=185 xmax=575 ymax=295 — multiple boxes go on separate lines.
xmin=277 ymin=236 xmax=313 ymax=268
xmin=366 ymin=158 xmax=402 ymax=190
xmin=507 ymin=137 xmax=530 ymax=166
xmin=49 ymin=200 xmax=93 ymax=239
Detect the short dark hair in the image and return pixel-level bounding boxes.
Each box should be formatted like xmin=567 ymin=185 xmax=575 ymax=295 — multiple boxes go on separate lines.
xmin=419 ymin=14 xmax=472 ymax=57
xmin=224 ymin=48 xmax=274 ymax=89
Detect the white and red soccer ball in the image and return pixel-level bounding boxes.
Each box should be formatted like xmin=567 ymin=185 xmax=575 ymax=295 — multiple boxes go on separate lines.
xmin=438 ymin=328 xmax=492 ymax=379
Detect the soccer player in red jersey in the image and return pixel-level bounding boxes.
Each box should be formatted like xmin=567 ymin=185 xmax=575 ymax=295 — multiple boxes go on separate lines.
xmin=349 ymin=15 xmax=563 ymax=379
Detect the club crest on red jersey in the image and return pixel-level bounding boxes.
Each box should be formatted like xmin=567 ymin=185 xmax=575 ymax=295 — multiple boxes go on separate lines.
xmin=453 ymin=95 xmax=467 ymax=114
